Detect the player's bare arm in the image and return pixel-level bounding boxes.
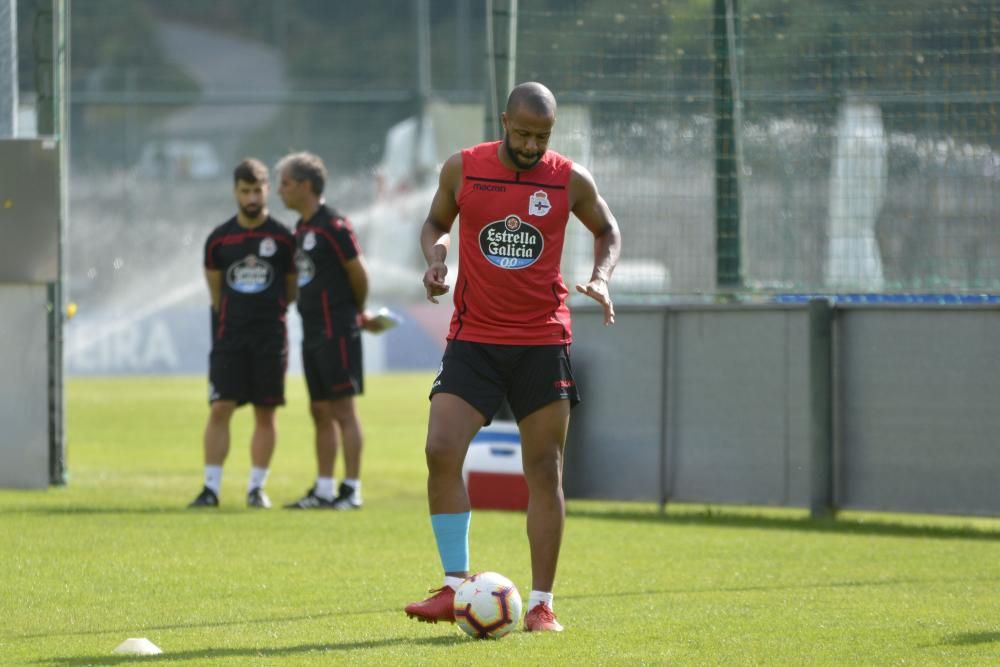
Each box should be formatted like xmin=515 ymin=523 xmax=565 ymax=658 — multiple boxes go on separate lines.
xmin=204 ymin=269 xmax=222 ymax=312
xmin=344 ymin=255 xmax=378 ymax=330
xmin=569 ymin=163 xmax=622 ymax=325
xmin=420 ymin=153 xmax=463 ymax=304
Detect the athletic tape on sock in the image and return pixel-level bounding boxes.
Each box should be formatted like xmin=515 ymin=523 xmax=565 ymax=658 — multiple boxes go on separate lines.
xmin=430 ymin=512 xmax=471 ymax=573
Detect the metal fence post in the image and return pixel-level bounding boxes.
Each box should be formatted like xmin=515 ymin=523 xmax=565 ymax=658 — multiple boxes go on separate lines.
xmin=808 ymin=298 xmax=834 ymax=518
xmin=714 ymin=0 xmax=742 ymax=290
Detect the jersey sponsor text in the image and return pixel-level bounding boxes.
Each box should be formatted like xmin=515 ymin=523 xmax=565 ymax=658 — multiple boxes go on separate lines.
xmin=479 ymin=215 xmax=544 ymax=269
xmin=226 ymin=255 xmax=274 ymax=293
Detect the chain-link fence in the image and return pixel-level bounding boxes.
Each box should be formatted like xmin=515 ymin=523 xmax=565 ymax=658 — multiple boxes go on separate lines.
xmin=518 ymin=0 xmax=1000 ymax=294
xmin=23 ymin=1 xmax=997 ymax=374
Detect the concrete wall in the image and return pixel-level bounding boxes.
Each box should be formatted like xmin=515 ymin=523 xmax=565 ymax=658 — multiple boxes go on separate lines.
xmin=835 ymin=307 xmax=1000 ymax=515
xmin=567 ymin=301 xmax=1000 ymax=517
xmin=564 ymin=307 xmax=666 ymax=501
xmin=666 ymin=307 xmax=813 ymax=507
xmin=0 ymin=139 xmax=60 ymax=488
xmin=0 ymin=284 xmax=50 ymax=488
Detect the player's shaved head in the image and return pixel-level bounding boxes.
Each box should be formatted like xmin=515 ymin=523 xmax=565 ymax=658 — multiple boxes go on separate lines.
xmin=505 ymin=82 xmax=557 ymax=118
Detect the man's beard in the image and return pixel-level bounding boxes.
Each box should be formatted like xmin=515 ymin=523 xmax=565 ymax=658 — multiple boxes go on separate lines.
xmin=504 ymin=135 xmax=542 ymax=170
xmin=240 ymin=203 xmax=264 ymax=219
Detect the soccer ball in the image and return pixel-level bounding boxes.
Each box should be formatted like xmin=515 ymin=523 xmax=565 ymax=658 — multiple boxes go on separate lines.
xmin=453 ymin=571 xmax=522 ymax=639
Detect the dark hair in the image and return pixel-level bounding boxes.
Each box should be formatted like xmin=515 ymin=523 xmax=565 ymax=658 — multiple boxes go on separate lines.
xmin=276 ymin=152 xmax=327 ymax=196
xmin=233 ymin=158 xmax=269 ymax=185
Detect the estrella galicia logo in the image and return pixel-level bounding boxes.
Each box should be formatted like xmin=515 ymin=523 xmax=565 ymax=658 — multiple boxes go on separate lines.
xmin=479 ymin=215 xmax=544 ymax=269
xmin=226 ymin=254 xmax=274 ymax=293
xmin=295 ymin=250 xmax=315 ymax=287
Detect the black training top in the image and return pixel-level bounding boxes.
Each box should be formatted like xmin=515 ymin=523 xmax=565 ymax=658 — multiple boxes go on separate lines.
xmin=294 ymin=204 xmax=362 ymax=341
xmin=203 ymin=215 xmax=296 ymax=341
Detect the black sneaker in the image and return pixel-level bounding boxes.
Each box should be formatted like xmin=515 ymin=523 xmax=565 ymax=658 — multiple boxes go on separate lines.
xmin=332 ymin=482 xmax=362 ymax=510
xmin=246 ymin=487 xmax=272 ymax=509
xmin=284 ymin=486 xmax=336 ymax=509
xmin=188 ymin=486 xmax=219 ymax=508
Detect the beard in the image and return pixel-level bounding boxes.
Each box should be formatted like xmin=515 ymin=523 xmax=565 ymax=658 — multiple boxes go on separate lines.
xmin=240 ymin=203 xmax=264 ymax=219
xmin=504 ymin=135 xmax=543 ymax=171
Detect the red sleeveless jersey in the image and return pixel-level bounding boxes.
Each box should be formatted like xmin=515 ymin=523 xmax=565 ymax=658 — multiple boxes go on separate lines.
xmin=448 ymin=141 xmax=574 ymax=345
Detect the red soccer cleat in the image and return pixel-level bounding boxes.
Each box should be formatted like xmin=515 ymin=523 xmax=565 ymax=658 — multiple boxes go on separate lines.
xmin=523 ymin=603 xmax=564 ymax=632
xmin=404 ymin=586 xmax=456 ymax=624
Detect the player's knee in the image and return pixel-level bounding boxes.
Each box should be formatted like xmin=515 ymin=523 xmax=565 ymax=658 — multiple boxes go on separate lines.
xmin=329 ymin=399 xmax=357 ymax=426
xmin=209 ymin=401 xmax=236 ymax=422
xmin=253 ymin=407 xmax=277 ymax=428
xmin=309 ymin=401 xmax=335 ymax=423
xmin=523 ymin=449 xmax=563 ymax=489
xmin=424 ymin=436 xmax=465 ymax=473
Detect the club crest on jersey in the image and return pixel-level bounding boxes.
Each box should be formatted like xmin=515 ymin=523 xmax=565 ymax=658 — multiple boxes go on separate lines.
xmin=227 ymin=255 xmax=274 ymax=293
xmin=303 ymin=231 xmax=317 ymax=251
xmin=295 ymin=250 xmax=315 ymax=287
xmin=529 ymin=190 xmax=551 ymax=217
xmin=479 ymin=215 xmax=544 ymax=269
xmin=259 ymin=237 xmax=277 ymax=257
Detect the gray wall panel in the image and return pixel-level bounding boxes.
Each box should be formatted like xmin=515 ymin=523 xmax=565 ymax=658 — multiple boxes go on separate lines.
xmin=560 ymin=303 xmax=1000 ymax=517
xmin=836 ymin=309 xmax=1000 ymax=515
xmin=668 ymin=308 xmax=812 ymax=506
xmin=564 ymin=306 xmax=665 ymax=500
xmin=0 ymin=139 xmax=60 ymax=282
xmin=0 ymin=284 xmax=50 ymax=488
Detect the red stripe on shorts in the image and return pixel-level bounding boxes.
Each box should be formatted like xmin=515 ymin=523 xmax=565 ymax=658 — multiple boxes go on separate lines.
xmin=321 ymin=289 xmax=333 ymax=339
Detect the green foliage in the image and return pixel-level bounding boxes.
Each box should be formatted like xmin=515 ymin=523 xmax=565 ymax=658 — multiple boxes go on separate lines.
xmin=1 ymin=375 xmax=999 ymax=665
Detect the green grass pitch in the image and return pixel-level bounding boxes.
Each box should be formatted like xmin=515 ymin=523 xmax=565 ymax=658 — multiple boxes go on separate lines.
xmin=1 ymin=374 xmax=999 ymax=665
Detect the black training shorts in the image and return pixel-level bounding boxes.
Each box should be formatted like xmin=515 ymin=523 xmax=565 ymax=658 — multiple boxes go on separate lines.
xmin=429 ymin=339 xmax=580 ymax=424
xmin=208 ymin=335 xmax=287 ymax=407
xmin=302 ymin=329 xmax=363 ymax=402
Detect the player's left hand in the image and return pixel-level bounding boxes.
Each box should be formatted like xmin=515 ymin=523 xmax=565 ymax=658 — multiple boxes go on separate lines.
xmin=359 ymin=310 xmax=385 ymax=333
xmin=575 ymin=278 xmax=615 ymax=325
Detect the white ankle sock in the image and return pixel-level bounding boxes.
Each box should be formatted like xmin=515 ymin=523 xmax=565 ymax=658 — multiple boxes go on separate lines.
xmin=315 ymin=477 xmax=335 ymax=500
xmin=204 ymin=465 xmax=222 ymax=495
xmin=343 ymin=478 xmax=361 ymax=500
xmin=248 ymin=466 xmax=269 ymax=492
xmin=443 ymin=575 xmax=465 ymax=591
xmin=529 ymin=590 xmax=554 ymax=611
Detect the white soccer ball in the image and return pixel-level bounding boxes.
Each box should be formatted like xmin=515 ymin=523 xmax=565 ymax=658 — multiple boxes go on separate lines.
xmin=453 ymin=571 xmax=522 ymax=639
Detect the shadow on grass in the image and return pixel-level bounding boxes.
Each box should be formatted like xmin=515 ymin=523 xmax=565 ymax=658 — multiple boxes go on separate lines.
xmin=938 ymin=631 xmax=1000 ymax=646
xmin=33 ymin=636 xmax=465 ymax=666
xmin=560 ymin=574 xmax=1000 ymax=602
xmin=14 ymin=608 xmax=403 ymax=640
xmin=567 ymin=506 xmax=1000 ymax=542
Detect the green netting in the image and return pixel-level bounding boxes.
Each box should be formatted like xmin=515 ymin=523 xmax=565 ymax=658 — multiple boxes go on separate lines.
xmin=61 ymin=1 xmax=1000 ymax=300
xmin=517 ymin=0 xmax=1000 ymax=294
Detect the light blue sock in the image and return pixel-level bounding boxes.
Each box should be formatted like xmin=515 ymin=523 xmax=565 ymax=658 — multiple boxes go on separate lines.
xmin=430 ymin=512 xmax=471 ymax=573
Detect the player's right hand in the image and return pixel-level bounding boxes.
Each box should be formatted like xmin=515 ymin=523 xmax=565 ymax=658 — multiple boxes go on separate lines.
xmin=423 ymin=262 xmax=450 ymax=304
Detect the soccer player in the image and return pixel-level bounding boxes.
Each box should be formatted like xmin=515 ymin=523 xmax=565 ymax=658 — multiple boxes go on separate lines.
xmin=404 ymin=82 xmax=621 ymax=632
xmin=277 ymin=152 xmax=379 ymax=510
xmin=188 ymin=158 xmax=297 ymax=509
